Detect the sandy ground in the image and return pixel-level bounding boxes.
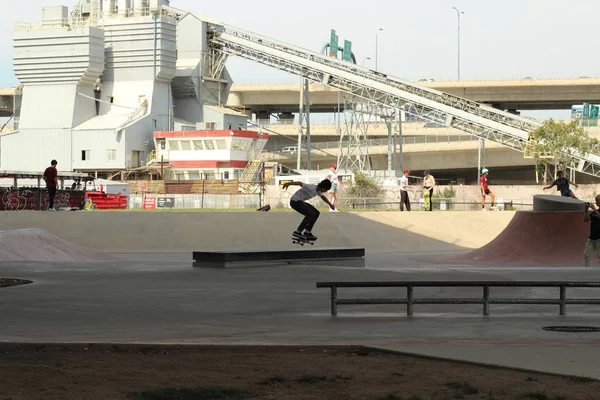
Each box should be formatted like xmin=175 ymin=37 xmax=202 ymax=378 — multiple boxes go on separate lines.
xmin=0 ymin=344 xmax=597 ymax=400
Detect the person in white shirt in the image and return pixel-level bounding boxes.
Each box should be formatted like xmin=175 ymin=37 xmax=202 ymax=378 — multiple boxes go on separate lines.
xmin=283 ymin=179 xmax=335 ymax=241
xmin=399 ymin=169 xmax=411 ymax=211
xmin=325 ymin=163 xmax=341 ymax=212
xmin=423 ymin=170 xmax=435 ymax=211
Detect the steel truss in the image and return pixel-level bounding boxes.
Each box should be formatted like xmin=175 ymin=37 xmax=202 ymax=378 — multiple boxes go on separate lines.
xmin=336 ymin=96 xmax=376 ymax=172
xmin=206 ymin=24 xmax=600 ymax=178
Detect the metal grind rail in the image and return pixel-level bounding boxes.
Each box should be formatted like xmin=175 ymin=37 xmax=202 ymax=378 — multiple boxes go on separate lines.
xmin=315 ymin=281 xmax=600 ymax=316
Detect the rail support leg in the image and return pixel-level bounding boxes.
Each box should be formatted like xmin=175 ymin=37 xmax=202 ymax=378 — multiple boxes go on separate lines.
xmin=330 ymin=286 xmax=337 ymax=316
xmin=407 ymin=285 xmax=414 ymax=316
xmin=559 ymin=286 xmax=566 ymax=316
xmin=483 ymin=285 xmax=490 ymax=316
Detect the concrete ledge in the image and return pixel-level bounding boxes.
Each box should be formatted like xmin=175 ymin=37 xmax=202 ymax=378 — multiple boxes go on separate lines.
xmin=193 ymin=248 xmax=365 ymax=268
xmin=533 ymin=194 xmax=585 ymax=212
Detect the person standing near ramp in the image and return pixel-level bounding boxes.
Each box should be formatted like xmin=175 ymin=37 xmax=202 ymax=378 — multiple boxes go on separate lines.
xmin=584 ymin=195 xmax=600 ymax=266
xmin=400 ymin=169 xmax=411 ymax=211
xmin=326 ymin=163 xmax=340 ymax=212
xmin=43 ymin=159 xmax=58 ymax=211
xmin=480 ymin=168 xmax=495 ymax=211
xmin=423 ymin=170 xmax=435 ymax=211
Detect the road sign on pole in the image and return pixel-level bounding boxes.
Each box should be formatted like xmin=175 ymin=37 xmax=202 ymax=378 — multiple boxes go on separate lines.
xmin=329 ymin=29 xmax=338 ymax=58
xmin=343 ymin=40 xmax=352 ymax=62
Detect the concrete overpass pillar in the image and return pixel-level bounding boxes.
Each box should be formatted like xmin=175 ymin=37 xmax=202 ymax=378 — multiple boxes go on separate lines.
xmin=277 ymin=112 xmax=294 ymax=125
xmin=257 ymin=111 xmax=270 ymax=125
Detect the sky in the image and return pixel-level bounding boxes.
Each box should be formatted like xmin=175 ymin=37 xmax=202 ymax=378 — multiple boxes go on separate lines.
xmin=1 ymin=0 xmax=599 ymax=120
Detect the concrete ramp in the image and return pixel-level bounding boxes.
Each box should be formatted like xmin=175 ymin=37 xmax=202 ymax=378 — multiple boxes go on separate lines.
xmin=450 ymin=210 xmax=589 ymax=266
xmin=0 ymin=229 xmax=116 ymax=262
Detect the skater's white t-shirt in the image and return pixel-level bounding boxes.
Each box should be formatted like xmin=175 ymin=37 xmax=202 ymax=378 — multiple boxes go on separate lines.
xmin=291 ymin=183 xmax=319 ymax=201
xmin=399 ymin=176 xmax=409 ymax=191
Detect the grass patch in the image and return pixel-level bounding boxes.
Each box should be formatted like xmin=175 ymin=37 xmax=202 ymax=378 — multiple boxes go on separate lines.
xmin=256 ymin=376 xmax=287 ymax=385
xmin=567 ymin=375 xmax=597 ymax=383
xmin=128 ymin=386 xmax=251 ymax=400
xmin=516 ymin=392 xmax=567 ymax=400
xmin=445 ymin=381 xmax=479 ymax=395
xmin=294 ymin=374 xmax=328 ymax=384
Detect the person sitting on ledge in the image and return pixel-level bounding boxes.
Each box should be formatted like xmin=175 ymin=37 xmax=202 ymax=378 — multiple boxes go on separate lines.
xmin=543 ymin=170 xmax=578 ymax=199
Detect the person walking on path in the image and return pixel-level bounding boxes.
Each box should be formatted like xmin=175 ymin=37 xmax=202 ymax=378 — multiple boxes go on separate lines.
xmin=400 ymin=169 xmax=412 ymax=211
xmin=480 ymin=168 xmax=495 ymax=210
xmin=543 ymin=170 xmax=579 ymax=199
xmin=325 ymin=163 xmax=340 ymax=212
xmin=43 ymin=159 xmax=58 ymax=211
xmin=423 ymin=170 xmax=435 ymax=211
xmin=584 ymin=195 xmax=600 ymax=266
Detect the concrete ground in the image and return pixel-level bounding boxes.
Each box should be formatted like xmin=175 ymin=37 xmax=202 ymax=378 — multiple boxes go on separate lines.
xmin=1 ymin=210 xmax=600 ymax=378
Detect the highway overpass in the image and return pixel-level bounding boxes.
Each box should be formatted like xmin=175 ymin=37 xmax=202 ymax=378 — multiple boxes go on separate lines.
xmin=227 ymin=78 xmax=600 ymax=118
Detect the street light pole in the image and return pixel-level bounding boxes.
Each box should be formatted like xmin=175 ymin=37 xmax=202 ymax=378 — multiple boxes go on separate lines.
xmin=452 ymin=7 xmax=464 ymax=81
xmin=375 ymin=28 xmax=383 ymax=71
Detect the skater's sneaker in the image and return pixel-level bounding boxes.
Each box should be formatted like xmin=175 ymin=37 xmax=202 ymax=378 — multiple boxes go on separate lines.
xmin=293 ymin=230 xmax=304 ymax=239
xmin=302 ymin=231 xmax=317 ymax=241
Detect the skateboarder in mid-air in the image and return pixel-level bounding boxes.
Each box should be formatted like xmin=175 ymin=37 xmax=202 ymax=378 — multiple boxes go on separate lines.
xmin=283 ymin=179 xmax=335 ymax=242
xmin=543 ymin=170 xmax=579 ymax=199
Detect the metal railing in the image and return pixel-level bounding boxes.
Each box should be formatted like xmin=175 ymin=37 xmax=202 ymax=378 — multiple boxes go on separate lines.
xmin=316 ymin=281 xmax=600 ymax=316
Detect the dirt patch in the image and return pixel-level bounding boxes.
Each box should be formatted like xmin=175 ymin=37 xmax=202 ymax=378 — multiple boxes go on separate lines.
xmin=0 ymin=344 xmax=597 ymax=400
xmin=0 ymin=278 xmax=32 ymax=288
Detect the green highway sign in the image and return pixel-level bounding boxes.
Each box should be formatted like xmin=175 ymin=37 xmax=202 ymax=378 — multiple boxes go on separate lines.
xmin=343 ymin=40 xmax=352 ymax=62
xmin=329 ymin=29 xmax=338 ymax=58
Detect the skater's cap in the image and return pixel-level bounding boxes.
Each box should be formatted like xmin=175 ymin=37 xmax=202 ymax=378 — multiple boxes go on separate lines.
xmin=330 ymin=163 xmax=337 ymax=169
xmin=424 ymin=170 xmax=429 ymax=175
xmin=403 ymin=168 xmax=410 ymax=173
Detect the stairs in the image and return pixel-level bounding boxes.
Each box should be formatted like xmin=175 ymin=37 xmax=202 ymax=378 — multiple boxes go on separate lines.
xmin=239 ymin=160 xmax=263 ymax=193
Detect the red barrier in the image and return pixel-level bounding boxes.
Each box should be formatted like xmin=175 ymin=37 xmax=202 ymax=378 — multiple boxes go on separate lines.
xmin=85 ymin=191 xmax=128 ymax=210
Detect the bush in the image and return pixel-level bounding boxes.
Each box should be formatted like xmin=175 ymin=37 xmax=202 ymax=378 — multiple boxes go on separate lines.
xmin=432 ymin=185 xmax=456 ymax=210
xmin=346 ymin=171 xmax=382 ymax=198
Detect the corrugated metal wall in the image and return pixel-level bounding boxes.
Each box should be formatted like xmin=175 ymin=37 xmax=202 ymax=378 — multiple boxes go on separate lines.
xmin=1 ymin=128 xmax=72 ymax=171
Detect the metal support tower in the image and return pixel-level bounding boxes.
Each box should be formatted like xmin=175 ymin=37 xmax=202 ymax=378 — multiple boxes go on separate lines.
xmin=296 ymin=78 xmax=311 ymax=170
xmin=336 ymin=96 xmax=374 ymax=173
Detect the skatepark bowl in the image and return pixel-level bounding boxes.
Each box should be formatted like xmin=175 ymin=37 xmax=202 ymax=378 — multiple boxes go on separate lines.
xmin=2 ymin=200 xmax=600 ymax=383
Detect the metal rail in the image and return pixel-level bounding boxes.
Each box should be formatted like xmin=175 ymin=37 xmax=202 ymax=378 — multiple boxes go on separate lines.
xmin=316 ymin=281 xmax=600 ymax=316
xmin=206 ymin=22 xmax=600 ymax=178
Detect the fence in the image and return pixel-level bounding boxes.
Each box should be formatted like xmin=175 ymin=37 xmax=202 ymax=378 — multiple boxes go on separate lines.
xmin=129 ymin=193 xmax=262 ymax=210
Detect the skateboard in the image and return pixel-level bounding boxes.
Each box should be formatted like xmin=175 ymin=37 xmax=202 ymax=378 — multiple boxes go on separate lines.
xmin=292 ymin=236 xmax=316 ymax=246
xmin=257 ymin=204 xmax=271 ymax=212
xmin=423 ymin=190 xmax=431 ymax=210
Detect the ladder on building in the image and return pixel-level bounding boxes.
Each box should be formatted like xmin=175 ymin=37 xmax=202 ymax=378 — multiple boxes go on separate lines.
xmin=239 ymin=159 xmax=263 ymax=194
xmin=206 ymin=22 xmax=600 ymax=178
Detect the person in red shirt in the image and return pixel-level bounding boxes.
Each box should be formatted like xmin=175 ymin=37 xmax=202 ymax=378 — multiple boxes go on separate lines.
xmin=480 ymin=168 xmax=495 ymax=211
xmin=43 ymin=160 xmax=58 ymax=211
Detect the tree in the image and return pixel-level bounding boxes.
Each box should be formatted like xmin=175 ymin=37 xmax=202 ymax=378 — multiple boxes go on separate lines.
xmin=528 ymin=119 xmax=600 ymax=183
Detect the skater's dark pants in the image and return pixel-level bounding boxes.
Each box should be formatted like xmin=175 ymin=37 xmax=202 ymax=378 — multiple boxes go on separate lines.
xmin=400 ymin=190 xmax=411 ymax=211
xmin=290 ymin=200 xmax=320 ymax=232
xmin=47 ymin=187 xmax=57 ymax=210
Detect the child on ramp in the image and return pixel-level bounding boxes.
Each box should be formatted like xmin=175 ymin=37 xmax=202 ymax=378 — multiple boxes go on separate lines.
xmin=283 ymin=179 xmax=335 ymax=241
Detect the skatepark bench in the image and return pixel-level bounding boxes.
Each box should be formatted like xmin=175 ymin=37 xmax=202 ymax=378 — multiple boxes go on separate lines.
xmin=315 ymin=281 xmax=600 ymax=316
